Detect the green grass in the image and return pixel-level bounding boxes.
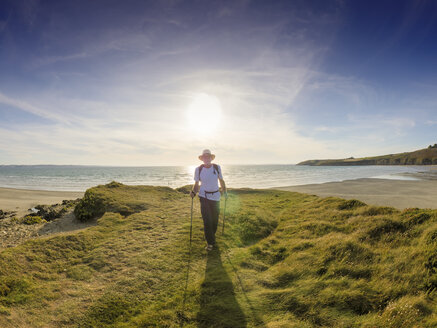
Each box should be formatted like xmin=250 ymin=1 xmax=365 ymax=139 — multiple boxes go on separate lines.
xmin=1 ymin=182 xmax=437 ymax=327
xmin=21 ymin=215 xmax=46 ymax=225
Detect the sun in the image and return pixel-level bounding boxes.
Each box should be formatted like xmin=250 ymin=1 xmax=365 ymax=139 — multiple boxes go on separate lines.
xmin=186 ymin=93 xmax=222 ymax=136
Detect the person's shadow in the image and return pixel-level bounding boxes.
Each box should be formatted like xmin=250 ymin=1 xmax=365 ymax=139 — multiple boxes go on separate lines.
xmin=196 ymin=246 xmax=247 ymax=328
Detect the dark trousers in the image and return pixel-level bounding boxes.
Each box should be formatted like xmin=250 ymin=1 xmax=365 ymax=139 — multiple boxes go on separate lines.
xmin=199 ymin=196 xmax=220 ymax=245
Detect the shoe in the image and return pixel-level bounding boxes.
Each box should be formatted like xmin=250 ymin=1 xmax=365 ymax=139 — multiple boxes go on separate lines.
xmin=205 ymin=244 xmax=213 ymax=251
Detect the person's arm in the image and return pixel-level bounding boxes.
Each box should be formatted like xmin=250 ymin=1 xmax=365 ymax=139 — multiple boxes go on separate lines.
xmin=217 ymin=165 xmax=227 ymax=198
xmin=191 ymin=181 xmax=199 ymax=198
xmin=219 ymin=178 xmax=227 ymax=198
xmin=191 ymin=167 xmax=200 ymax=198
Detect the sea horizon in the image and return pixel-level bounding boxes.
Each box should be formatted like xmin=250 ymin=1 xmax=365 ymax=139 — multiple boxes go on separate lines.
xmin=0 ymin=164 xmax=428 ymax=192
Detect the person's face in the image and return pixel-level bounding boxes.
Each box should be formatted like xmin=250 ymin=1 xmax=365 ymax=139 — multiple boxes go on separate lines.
xmin=202 ymin=154 xmax=212 ymax=164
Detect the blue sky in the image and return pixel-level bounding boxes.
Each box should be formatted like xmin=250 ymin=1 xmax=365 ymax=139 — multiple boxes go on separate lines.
xmin=0 ymin=0 xmax=436 ymax=165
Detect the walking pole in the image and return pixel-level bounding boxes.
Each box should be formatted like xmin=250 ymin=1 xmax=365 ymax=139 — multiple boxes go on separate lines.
xmin=180 ymin=196 xmax=194 ymax=325
xmin=189 ymin=196 xmax=194 ymax=245
xmin=222 ymin=195 xmax=227 ymax=234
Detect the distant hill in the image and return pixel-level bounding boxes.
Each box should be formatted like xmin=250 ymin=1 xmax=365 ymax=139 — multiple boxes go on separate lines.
xmin=298 ymin=145 xmax=437 ymax=166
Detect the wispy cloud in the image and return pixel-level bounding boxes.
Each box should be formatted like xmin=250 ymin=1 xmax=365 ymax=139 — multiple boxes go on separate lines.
xmin=0 ymin=91 xmax=70 ymax=124
xmin=0 ymin=12 xmax=11 ymax=33
xmin=1 ymin=0 xmax=436 ymax=165
xmin=382 ymin=117 xmax=416 ymax=129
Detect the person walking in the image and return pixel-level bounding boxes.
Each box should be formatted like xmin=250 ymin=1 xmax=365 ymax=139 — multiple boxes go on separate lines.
xmin=190 ymin=149 xmax=227 ymax=251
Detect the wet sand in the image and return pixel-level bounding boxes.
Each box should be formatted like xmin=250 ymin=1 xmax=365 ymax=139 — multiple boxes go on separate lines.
xmin=275 ymin=178 xmax=437 ymax=209
xmin=0 ymin=187 xmax=84 ymax=217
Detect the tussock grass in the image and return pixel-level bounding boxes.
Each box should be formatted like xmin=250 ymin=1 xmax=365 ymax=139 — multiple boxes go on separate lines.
xmin=21 ymin=215 xmax=46 ymax=225
xmin=1 ymin=182 xmax=437 ymax=327
xmin=338 ymin=199 xmax=366 ymax=210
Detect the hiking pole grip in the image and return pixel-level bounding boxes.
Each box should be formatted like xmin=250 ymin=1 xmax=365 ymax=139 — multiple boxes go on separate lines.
xmin=189 ymin=197 xmax=194 ymax=245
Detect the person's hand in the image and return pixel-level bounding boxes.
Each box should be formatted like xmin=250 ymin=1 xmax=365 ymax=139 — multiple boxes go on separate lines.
xmin=224 ymin=191 xmax=228 ymax=199
xmin=190 ymin=190 xmax=196 ymax=198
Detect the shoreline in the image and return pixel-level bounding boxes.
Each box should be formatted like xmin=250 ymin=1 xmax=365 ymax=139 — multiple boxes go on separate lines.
xmin=2 ymin=170 xmax=437 ymax=216
xmin=0 ymin=187 xmax=84 ymax=218
xmin=274 ymin=178 xmax=437 ymax=210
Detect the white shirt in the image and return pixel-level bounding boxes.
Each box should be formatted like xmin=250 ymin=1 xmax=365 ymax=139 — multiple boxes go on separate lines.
xmin=194 ymin=164 xmax=223 ymax=201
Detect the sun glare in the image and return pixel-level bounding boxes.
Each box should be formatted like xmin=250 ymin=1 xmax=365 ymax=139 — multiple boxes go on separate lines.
xmin=186 ymin=93 xmax=222 ymax=136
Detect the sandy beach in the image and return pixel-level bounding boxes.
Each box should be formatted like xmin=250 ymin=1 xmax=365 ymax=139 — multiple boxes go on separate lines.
xmin=275 ymin=178 xmax=437 ymax=209
xmin=0 ymin=187 xmax=84 ymax=217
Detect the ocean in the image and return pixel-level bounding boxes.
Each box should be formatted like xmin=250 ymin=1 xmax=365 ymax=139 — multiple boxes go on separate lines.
xmin=0 ymin=164 xmax=427 ymax=192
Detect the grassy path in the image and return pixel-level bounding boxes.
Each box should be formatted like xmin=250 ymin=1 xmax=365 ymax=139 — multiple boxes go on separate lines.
xmin=0 ymin=184 xmax=271 ymax=327
xmin=2 ymin=182 xmax=437 ymax=327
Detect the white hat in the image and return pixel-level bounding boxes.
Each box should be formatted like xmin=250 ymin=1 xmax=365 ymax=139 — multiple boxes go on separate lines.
xmin=198 ymin=149 xmax=215 ymax=160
